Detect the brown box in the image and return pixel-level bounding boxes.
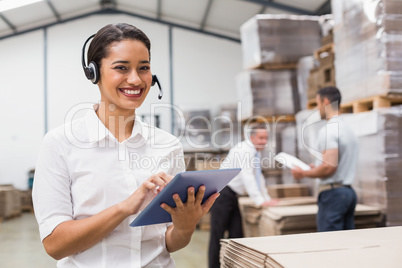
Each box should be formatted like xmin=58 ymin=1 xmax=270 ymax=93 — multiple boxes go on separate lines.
xmin=195 ymin=158 xmax=223 ymax=171
xmin=318 ymin=63 xmax=336 ymax=87
xmin=318 ymin=51 xmax=334 ymax=67
xmin=307 ymin=68 xmax=320 ymax=100
xmin=267 ymin=184 xmax=310 ymax=198
xmin=321 ymin=33 xmax=334 ymax=46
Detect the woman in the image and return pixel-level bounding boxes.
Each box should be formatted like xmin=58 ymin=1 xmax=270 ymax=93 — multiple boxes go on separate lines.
xmin=32 ymin=23 xmax=219 ymax=267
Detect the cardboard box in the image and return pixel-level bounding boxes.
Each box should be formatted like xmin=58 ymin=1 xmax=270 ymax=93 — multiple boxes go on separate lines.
xmin=267 ymin=184 xmax=310 ymax=198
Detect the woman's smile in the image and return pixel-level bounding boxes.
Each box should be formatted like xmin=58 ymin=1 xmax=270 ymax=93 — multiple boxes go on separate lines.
xmin=119 ymin=87 xmax=143 ymax=98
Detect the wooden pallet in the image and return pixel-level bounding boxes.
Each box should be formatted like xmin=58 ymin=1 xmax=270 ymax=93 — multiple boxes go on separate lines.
xmin=314 ymin=43 xmax=334 ymax=60
xmin=308 ymin=95 xmax=402 ymax=113
xmin=242 ymin=115 xmax=296 ymax=124
xmin=258 ymin=62 xmax=298 ymax=70
xmin=341 ymin=95 xmax=402 ymax=113
xmin=307 ymin=99 xmax=317 ymax=110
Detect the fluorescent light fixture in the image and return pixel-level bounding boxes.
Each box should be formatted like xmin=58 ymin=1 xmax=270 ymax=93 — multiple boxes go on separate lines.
xmin=0 ymin=0 xmax=44 ymax=13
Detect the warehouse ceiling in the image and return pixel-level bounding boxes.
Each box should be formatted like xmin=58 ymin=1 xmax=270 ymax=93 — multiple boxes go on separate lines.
xmin=0 ymin=0 xmax=331 ymax=42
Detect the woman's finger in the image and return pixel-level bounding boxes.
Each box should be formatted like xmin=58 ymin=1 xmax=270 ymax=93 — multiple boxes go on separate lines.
xmin=143 ymin=180 xmax=157 ymax=191
xmin=149 ymin=172 xmax=173 ymax=192
xmin=160 ymin=203 xmax=174 ymax=214
xmin=186 ymin=187 xmax=195 ymax=204
xmin=157 ymin=172 xmax=173 ymax=184
xmin=201 ymin=192 xmax=220 ymax=212
xmin=172 ymin=193 xmax=184 ymax=209
xmin=195 ymin=185 xmax=206 ymax=205
xmin=149 ymin=175 xmax=168 ymax=191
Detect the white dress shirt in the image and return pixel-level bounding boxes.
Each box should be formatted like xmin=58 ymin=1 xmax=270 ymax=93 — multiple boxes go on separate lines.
xmin=221 ymin=140 xmax=271 ymax=206
xmin=32 ymin=106 xmax=185 ymax=268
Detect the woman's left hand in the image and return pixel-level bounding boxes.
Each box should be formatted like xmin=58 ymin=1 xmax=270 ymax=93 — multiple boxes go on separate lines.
xmin=161 ymin=186 xmax=219 ymax=238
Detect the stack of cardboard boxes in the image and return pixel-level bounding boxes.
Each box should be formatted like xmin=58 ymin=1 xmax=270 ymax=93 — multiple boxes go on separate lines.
xmin=238 ymin=14 xmax=322 ymax=122
xmin=0 ymin=185 xmax=21 ymax=220
xmin=332 ymin=0 xmax=402 ymax=105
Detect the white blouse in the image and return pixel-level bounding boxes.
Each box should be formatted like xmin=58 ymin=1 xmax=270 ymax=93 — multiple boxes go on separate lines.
xmin=32 ymin=106 xmax=185 ymax=268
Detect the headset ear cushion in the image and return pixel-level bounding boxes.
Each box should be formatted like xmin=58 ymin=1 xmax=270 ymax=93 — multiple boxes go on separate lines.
xmin=88 ymin=61 xmax=99 ymax=84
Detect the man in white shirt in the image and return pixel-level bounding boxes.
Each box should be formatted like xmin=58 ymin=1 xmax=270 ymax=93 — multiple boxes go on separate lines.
xmin=208 ymin=125 xmax=277 ymax=268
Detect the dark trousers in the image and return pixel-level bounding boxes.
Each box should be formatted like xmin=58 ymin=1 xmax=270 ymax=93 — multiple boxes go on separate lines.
xmin=208 ymin=186 xmax=243 ymax=268
xmin=317 ymin=186 xmax=357 ymax=232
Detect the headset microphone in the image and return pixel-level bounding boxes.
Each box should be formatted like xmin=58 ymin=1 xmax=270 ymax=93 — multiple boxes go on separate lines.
xmin=81 ymin=34 xmax=99 ymax=84
xmin=152 ymin=75 xmax=163 ymax=100
xmin=82 ymin=34 xmax=163 ymax=100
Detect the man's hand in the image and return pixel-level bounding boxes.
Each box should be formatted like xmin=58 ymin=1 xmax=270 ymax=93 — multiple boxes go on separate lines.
xmin=291 ymin=166 xmax=304 ymax=180
xmin=261 ymin=198 xmax=279 ymax=207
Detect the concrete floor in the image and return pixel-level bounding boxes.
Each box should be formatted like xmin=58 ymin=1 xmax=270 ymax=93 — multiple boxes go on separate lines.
xmin=0 ymin=212 xmax=210 ymax=268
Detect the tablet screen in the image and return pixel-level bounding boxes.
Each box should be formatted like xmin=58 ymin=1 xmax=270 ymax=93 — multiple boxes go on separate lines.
xmin=130 ymin=168 xmax=241 ymax=227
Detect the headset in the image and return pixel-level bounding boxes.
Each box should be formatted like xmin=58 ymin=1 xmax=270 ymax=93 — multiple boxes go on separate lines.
xmin=81 ymin=34 xmax=163 ymax=100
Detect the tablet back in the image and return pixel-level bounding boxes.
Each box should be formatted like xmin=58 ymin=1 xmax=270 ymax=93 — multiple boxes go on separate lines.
xmin=130 ymin=168 xmax=241 ymax=227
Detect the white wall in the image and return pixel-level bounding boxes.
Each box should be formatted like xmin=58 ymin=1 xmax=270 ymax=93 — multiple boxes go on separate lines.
xmin=0 ymin=13 xmax=242 ymax=189
xmin=173 ymin=28 xmax=242 ymax=113
xmin=0 ymin=31 xmax=45 ymax=189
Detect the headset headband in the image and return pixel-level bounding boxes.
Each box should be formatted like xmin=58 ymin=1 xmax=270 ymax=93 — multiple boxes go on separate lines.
xmin=82 ymin=34 xmax=96 ymax=73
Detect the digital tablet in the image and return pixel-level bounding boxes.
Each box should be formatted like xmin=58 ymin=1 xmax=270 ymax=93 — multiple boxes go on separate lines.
xmin=130 ymin=168 xmax=241 ymax=227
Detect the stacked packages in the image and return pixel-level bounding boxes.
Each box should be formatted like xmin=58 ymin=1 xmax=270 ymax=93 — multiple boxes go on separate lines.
xmin=343 ymin=106 xmax=402 ymax=226
xmin=177 ymin=109 xmax=213 ymax=152
xmin=238 ymin=15 xmax=322 ymax=120
xmin=332 ymin=0 xmax=402 ymax=103
xmin=0 ymin=185 xmax=21 ymax=219
xmin=236 ymin=70 xmax=299 ymax=120
xmin=240 ymin=14 xmax=322 ymax=69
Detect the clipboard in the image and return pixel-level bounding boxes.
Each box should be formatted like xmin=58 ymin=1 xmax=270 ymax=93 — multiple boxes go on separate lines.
xmin=274 ymin=152 xmax=311 ymax=171
xmin=130 ymin=168 xmax=241 ymax=227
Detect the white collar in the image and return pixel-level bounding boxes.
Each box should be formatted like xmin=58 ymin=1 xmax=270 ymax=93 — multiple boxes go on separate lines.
xmin=85 ymin=104 xmax=149 ymax=144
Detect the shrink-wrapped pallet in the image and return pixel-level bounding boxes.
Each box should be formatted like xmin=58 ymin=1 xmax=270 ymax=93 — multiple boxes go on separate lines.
xmin=215 ymin=104 xmax=241 ymax=151
xmin=0 ymin=185 xmax=21 ymax=218
xmin=297 ymin=56 xmax=318 ymax=110
xmin=237 ymin=69 xmax=299 ymax=121
xmin=332 ymin=0 xmax=402 ymax=103
xmin=342 ymin=106 xmax=402 ymax=226
xmin=177 ymin=109 xmax=213 ymax=152
xmin=240 ymin=14 xmax=322 ymax=69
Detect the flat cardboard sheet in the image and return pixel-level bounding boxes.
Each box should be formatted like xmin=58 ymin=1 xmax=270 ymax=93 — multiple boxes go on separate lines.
xmin=222 ymin=227 xmax=402 ymax=267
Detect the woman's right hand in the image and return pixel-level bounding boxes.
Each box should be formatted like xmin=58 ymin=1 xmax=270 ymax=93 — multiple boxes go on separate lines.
xmin=120 ymin=172 xmax=173 ymax=216
xmin=43 ymin=172 xmax=173 ymax=260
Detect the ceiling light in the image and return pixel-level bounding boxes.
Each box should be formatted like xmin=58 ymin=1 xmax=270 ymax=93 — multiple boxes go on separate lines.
xmin=0 ymin=0 xmax=44 ymax=13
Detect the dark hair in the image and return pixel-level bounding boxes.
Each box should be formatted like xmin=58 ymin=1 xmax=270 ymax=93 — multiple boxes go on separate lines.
xmin=317 ymin=86 xmax=342 ymax=108
xmin=87 ymin=23 xmax=151 ymax=70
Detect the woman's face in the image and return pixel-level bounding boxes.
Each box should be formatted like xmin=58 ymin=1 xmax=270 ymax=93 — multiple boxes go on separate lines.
xmin=98 ymin=39 xmax=152 ymax=113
